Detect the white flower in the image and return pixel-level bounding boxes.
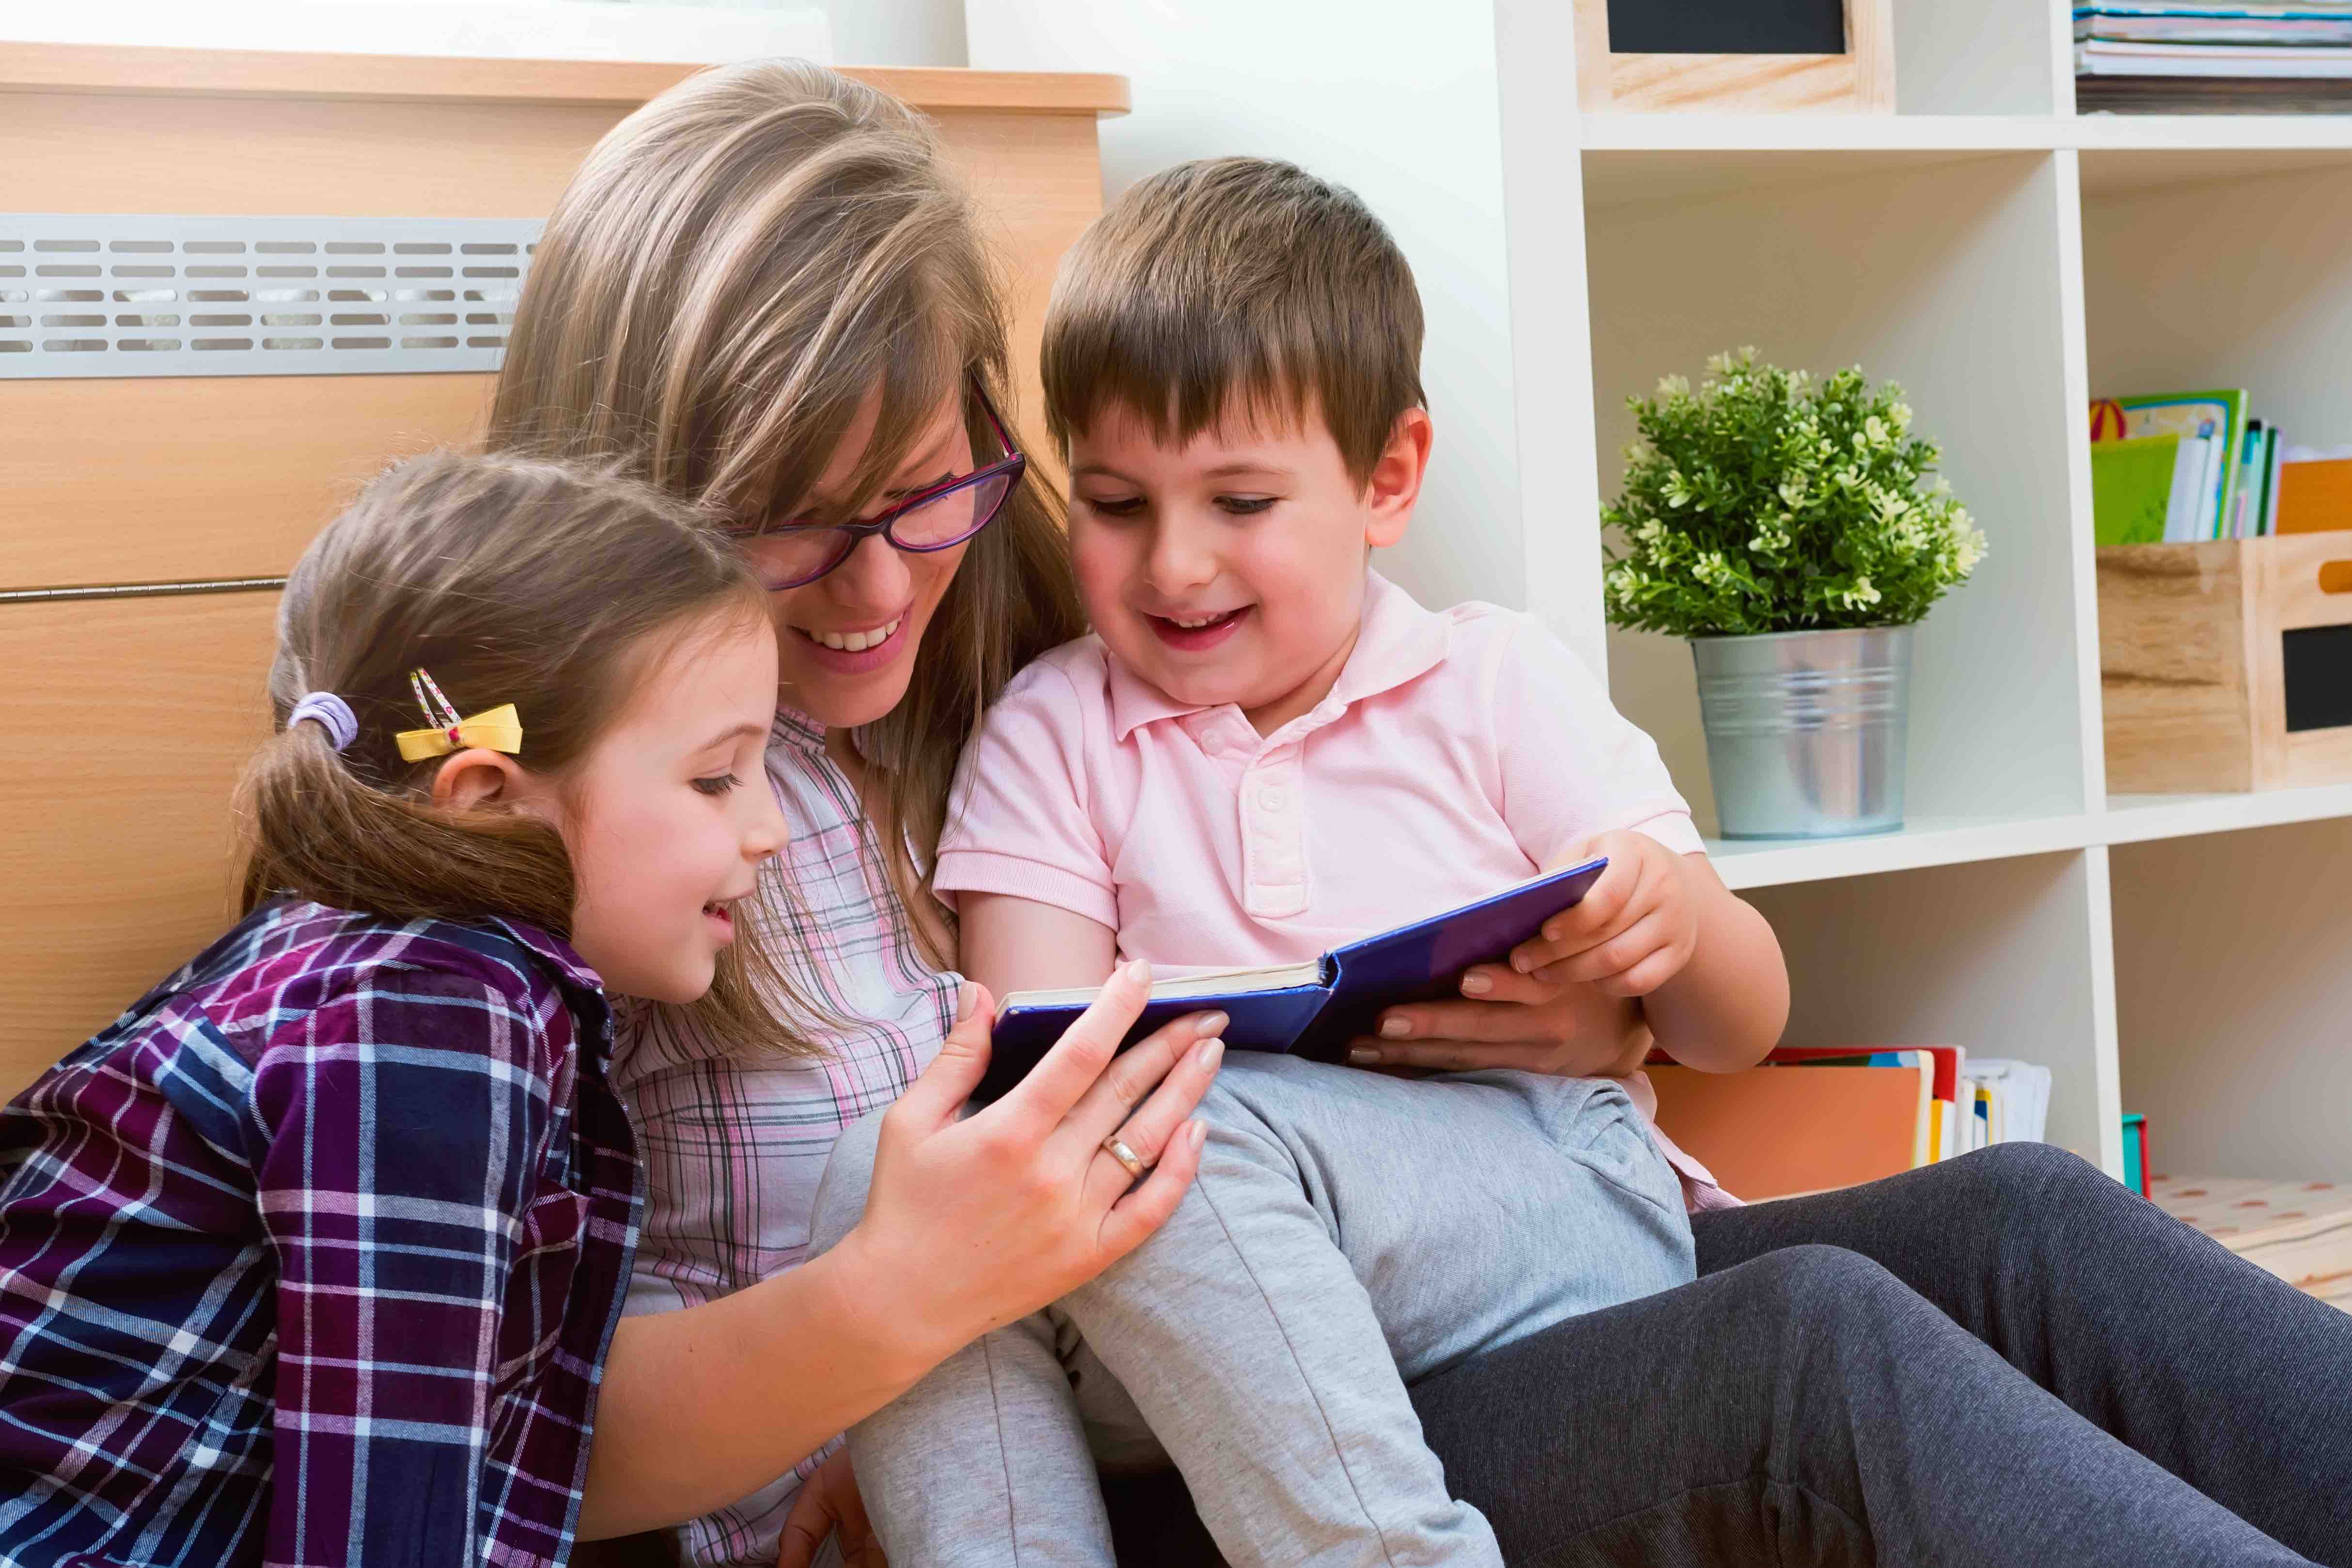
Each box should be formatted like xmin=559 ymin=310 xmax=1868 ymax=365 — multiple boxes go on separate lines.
xmin=1841 ymin=576 xmax=1882 ymax=610
xmin=1889 ymin=401 xmax=1913 ymax=435
xmin=1635 ymin=517 xmax=1666 ymax=545
xmin=1951 ymin=519 xmax=1987 ymax=576
xmin=1865 ymin=415 xmax=1890 ymax=447
xmin=1778 ymin=474 xmax=1808 ymax=508
xmin=1656 ymin=373 xmax=1690 ymax=399
xmin=1706 ymin=350 xmax=1736 ymax=376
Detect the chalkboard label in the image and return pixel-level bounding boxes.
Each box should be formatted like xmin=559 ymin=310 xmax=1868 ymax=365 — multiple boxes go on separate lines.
xmin=2283 ymin=624 xmax=2352 ymax=734
xmin=1607 ymin=0 xmax=1847 ymax=55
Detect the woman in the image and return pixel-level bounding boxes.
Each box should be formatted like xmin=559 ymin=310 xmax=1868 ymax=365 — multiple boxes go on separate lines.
xmin=491 ymin=60 xmax=2352 ymax=1568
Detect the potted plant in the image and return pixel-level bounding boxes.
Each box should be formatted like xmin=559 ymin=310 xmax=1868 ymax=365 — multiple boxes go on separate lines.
xmin=1602 ymin=349 xmax=1988 ymax=839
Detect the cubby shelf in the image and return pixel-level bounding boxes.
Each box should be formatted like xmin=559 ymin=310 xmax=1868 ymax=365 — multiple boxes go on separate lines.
xmin=1563 ymin=39 xmax=2352 ymax=1184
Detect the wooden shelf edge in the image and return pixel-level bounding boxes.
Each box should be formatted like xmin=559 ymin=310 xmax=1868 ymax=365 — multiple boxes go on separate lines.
xmin=0 ymin=42 xmax=1130 ymax=116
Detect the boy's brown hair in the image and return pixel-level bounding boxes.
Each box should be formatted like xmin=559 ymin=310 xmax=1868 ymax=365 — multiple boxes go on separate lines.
xmin=1041 ymin=156 xmax=1426 ymax=485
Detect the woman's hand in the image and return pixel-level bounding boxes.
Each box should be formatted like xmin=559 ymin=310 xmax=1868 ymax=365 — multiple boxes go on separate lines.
xmin=775 ymin=1451 xmax=884 ymax=1568
xmin=1349 ymin=964 xmax=1654 ymax=1078
xmin=831 ymin=961 xmax=1224 ymax=1368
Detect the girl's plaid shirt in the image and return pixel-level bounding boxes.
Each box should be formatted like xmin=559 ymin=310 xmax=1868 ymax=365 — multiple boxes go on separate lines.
xmin=0 ymin=899 xmax=641 ymax=1568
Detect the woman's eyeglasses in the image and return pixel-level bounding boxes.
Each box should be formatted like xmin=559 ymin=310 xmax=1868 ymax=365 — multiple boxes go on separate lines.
xmin=729 ymin=377 xmax=1026 ymax=591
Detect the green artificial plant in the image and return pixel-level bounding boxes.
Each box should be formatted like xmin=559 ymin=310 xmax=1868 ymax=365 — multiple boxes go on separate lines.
xmin=1602 ymin=349 xmax=1988 ymax=639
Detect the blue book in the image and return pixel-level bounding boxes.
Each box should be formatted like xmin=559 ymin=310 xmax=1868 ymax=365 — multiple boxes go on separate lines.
xmin=977 ymin=857 xmax=1609 ymax=1101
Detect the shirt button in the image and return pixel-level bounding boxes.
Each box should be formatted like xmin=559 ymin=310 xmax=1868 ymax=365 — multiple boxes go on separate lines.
xmin=1258 ymin=788 xmax=1285 ymax=810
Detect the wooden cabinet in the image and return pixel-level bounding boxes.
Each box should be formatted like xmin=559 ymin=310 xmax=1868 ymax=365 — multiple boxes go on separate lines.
xmin=0 ymin=44 xmax=1124 ymax=1095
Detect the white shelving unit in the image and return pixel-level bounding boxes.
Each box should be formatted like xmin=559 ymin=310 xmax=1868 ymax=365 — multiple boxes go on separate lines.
xmin=1565 ymin=6 xmax=2352 ymax=1184
xmin=972 ymin=0 xmax=2352 ymax=1183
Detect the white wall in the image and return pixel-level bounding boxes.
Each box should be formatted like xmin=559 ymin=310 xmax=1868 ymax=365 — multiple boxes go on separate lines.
xmin=962 ymin=0 xmax=1536 ymax=626
xmin=5 ymin=0 xmax=832 ymax=62
xmin=828 ymin=0 xmax=965 ymax=65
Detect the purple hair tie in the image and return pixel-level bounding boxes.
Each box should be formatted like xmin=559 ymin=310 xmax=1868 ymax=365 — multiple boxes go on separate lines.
xmin=288 ymin=691 xmax=359 ymax=753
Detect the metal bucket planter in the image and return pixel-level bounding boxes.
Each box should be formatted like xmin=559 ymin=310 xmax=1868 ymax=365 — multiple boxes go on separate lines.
xmin=1689 ymin=625 xmax=1913 ymax=839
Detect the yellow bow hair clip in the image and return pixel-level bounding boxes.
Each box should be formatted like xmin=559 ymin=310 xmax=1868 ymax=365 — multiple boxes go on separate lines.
xmin=394 ymin=668 xmax=525 ymax=763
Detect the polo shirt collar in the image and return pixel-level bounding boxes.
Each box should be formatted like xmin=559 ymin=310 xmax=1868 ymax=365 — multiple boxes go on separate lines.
xmin=1106 ymin=571 xmax=1451 ymax=742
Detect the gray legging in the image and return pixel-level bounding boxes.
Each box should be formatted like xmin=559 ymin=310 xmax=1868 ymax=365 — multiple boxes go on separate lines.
xmin=1108 ymin=1143 xmax=2352 ymax=1567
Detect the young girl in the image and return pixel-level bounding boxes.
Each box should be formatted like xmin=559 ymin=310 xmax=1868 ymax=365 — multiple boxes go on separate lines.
xmin=0 ymin=450 xmax=793 ymax=1567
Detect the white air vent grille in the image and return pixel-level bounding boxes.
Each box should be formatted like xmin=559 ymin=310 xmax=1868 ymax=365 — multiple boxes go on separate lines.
xmin=0 ymin=215 xmax=541 ymax=379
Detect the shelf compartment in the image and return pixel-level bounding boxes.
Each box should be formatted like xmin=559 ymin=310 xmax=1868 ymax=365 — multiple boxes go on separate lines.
xmin=2112 ymin=817 xmax=2352 ymax=1183
xmin=1745 ymin=849 xmax=2118 ymax=1168
xmin=1587 ymin=151 xmax=2093 ymax=839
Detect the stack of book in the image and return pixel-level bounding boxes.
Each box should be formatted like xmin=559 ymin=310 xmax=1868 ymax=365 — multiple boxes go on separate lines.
xmin=1647 ymin=1047 xmax=2053 ymax=1201
xmin=2151 ymin=1173 xmax=2352 ymax=1312
xmin=2076 ymin=3 xmax=2352 ymax=112
xmin=2087 ymin=389 xmax=2352 ymax=543
xmin=2089 ymin=391 xmax=2280 ymax=543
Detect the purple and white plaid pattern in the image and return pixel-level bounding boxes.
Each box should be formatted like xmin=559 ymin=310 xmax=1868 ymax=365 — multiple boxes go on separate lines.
xmin=0 ymin=900 xmax=641 ymax=1568
xmin=614 ymin=709 xmax=958 ymax=1568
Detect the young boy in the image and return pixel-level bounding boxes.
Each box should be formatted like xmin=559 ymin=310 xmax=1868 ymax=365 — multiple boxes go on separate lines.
xmin=812 ymin=157 xmax=1788 ymax=1567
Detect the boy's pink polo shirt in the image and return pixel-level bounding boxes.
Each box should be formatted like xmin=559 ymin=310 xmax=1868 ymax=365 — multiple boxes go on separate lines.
xmin=937 ymin=571 xmax=1705 ymax=965
xmin=937 ymin=572 xmax=1730 ymax=1208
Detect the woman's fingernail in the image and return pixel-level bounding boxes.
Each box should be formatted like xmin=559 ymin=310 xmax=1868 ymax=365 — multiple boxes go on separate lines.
xmin=1379 ymin=1016 xmax=1412 ymax=1039
xmin=1196 ymin=1038 xmax=1225 ymax=1072
xmin=1348 ymin=1046 xmax=1381 ymax=1066
xmin=956 ymin=983 xmax=978 ymax=1021
xmin=1196 ymin=1011 xmax=1229 ymax=1037
xmin=1512 ymin=953 xmax=1535 ymax=974
xmin=1543 ymin=922 xmax=1563 ymax=943
xmin=1188 ymin=1119 xmax=1208 ymax=1152
xmin=1460 ymin=972 xmax=1493 ymax=996
xmin=1124 ymin=958 xmax=1151 ymax=986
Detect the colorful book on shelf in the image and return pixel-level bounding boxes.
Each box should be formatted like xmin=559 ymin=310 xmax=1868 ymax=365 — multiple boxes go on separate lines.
xmin=978 ymin=858 xmax=1607 ymax=1101
xmin=2093 ymin=391 xmax=2248 ymax=539
xmin=2151 ymin=1174 xmax=2352 ymax=1313
xmin=2277 ymin=455 xmax=2352 ymax=534
xmin=1646 ymin=1060 xmax=1925 ymax=1200
xmin=2090 ymin=431 xmax=2187 ymax=545
xmin=1646 ymin=1045 xmax=1965 ymax=1181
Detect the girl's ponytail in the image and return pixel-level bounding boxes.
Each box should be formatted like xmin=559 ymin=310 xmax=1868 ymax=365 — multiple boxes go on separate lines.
xmin=236 ymin=715 xmax=572 ymax=935
xmin=234 ymin=449 xmax=803 ymax=1054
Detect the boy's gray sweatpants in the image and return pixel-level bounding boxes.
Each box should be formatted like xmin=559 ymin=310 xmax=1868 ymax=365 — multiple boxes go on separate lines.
xmin=807 ymin=1054 xmax=1696 ymax=1568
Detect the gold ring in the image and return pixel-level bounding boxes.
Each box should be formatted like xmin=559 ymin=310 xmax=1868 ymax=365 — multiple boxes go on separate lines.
xmin=1100 ymin=1134 xmax=1149 ymax=1181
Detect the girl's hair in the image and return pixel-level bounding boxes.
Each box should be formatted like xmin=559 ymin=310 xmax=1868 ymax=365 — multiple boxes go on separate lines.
xmin=486 ymin=59 xmax=1085 ymax=964
xmin=238 ymin=448 xmax=801 ymax=1056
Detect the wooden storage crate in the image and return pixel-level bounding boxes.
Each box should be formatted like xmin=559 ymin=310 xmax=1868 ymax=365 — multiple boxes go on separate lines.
xmin=2098 ymin=531 xmax=2352 ymax=793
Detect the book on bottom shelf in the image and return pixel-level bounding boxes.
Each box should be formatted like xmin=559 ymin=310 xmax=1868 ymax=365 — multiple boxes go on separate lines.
xmin=1647 ymin=1048 xmax=2052 ymax=1201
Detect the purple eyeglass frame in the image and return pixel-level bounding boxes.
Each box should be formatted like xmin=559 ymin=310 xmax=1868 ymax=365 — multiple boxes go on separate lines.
xmin=731 ymin=376 xmax=1027 ymax=590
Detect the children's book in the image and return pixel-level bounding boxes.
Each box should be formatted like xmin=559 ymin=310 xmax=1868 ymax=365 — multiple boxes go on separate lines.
xmin=977 ymin=858 xmax=1610 ymax=1101
xmin=2090 ymin=432 xmax=2184 ymax=545
xmin=2099 ymin=391 xmax=2248 ymax=538
xmin=1646 ymin=1063 xmax=1922 ymax=1200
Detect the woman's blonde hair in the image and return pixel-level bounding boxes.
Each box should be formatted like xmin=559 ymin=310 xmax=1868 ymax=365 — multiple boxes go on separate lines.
xmin=488 ymin=59 xmax=1084 ymax=964
xmin=238 ymin=448 xmax=797 ymax=1056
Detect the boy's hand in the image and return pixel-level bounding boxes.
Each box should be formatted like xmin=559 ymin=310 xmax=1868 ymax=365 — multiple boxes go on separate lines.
xmin=1509 ymin=831 xmax=1699 ymax=998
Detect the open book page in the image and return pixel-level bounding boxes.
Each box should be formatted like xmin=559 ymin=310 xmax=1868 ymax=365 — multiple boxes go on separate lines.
xmin=1001 ymin=959 xmax=1325 ymax=1010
